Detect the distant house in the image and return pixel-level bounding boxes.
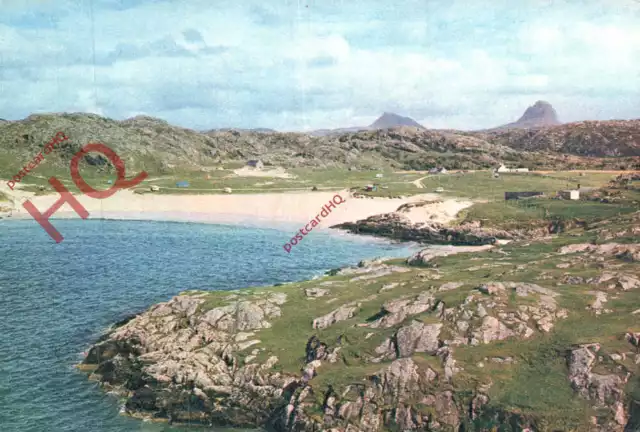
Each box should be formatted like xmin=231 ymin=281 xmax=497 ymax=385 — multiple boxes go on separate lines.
xmin=428 ymin=167 xmax=448 ymax=174
xmin=176 ymin=181 xmax=190 ymax=188
xmin=496 ymin=164 xmax=529 ymax=173
xmin=376 ymin=173 xmax=384 ymax=178
xmin=246 ymin=160 xmax=264 ymax=169
xmin=505 ymin=191 xmax=543 ymax=200
xmin=559 ymin=190 xmax=580 ymax=200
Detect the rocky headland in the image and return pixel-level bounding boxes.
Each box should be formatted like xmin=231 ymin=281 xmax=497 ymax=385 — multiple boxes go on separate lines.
xmin=81 ymin=205 xmax=640 ymax=431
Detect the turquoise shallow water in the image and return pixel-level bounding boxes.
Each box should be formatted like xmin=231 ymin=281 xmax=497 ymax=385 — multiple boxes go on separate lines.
xmin=0 ymin=219 xmax=419 ymax=432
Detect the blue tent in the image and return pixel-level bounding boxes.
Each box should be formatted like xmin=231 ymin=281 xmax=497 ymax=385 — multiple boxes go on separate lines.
xmin=176 ymin=181 xmax=190 ymax=188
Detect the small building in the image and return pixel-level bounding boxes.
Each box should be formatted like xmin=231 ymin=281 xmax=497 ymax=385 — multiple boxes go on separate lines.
xmin=176 ymin=181 xmax=190 ymax=188
xmin=428 ymin=167 xmax=448 ymax=174
xmin=376 ymin=173 xmax=384 ymax=178
xmin=505 ymin=191 xmax=544 ymax=200
xmin=496 ymin=164 xmax=529 ymax=173
xmin=246 ymin=160 xmax=264 ymax=169
xmin=559 ymin=190 xmax=580 ymax=200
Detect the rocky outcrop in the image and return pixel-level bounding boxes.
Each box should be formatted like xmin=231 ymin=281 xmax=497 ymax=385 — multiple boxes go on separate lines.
xmin=365 ymin=292 xmax=436 ymax=329
xmin=82 ymin=292 xmax=299 ymax=427
xmin=327 ymin=258 xmax=411 ymax=280
xmin=332 ymin=213 xmax=517 ymax=246
xmin=280 ymin=358 xmax=463 ymax=432
xmin=406 ymin=245 xmax=494 ymax=265
xmin=313 ymin=303 xmax=359 ymax=329
xmin=558 ymin=243 xmax=640 ymax=262
xmin=587 ymin=272 xmax=640 ymax=291
xmin=567 ymin=343 xmax=636 ymax=430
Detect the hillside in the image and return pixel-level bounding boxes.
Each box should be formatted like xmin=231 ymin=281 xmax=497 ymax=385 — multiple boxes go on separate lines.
xmin=473 ymin=119 xmax=640 ymax=157
xmin=0 ymin=113 xmax=638 ymax=184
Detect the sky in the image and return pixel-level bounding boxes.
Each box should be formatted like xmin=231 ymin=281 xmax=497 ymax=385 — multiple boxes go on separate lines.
xmin=0 ymin=0 xmax=639 ymax=132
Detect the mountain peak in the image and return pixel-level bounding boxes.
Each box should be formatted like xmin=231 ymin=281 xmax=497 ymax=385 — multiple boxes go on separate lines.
xmin=489 ymin=100 xmax=561 ymax=131
xmin=514 ymin=100 xmax=560 ymax=127
xmin=370 ymin=112 xmax=424 ymax=130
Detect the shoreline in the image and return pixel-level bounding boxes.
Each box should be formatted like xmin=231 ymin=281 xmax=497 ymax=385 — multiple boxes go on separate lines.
xmin=1 ymin=188 xmax=473 ymax=235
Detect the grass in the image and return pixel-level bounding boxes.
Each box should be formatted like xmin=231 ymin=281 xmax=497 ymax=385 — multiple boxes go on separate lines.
xmin=419 ymin=171 xmax=615 ymax=200
xmin=4 ymin=161 xmax=626 ymax=203
xmin=459 ymin=198 xmax=638 ymax=229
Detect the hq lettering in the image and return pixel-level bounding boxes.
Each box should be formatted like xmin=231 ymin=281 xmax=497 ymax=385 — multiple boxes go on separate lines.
xmin=6 ymin=131 xmax=68 ymax=190
xmin=22 ymin=141 xmax=148 ymax=243
xmin=283 ymin=194 xmax=346 ymax=253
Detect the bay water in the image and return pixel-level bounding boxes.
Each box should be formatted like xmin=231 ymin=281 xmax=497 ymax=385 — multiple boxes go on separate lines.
xmin=0 ymin=219 xmax=419 ymax=432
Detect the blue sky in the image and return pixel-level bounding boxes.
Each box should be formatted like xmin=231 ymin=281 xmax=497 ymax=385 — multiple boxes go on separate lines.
xmin=0 ymin=0 xmax=638 ymax=131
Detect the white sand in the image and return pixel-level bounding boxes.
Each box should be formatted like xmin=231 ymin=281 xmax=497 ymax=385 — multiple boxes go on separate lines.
xmin=232 ymin=166 xmax=295 ymax=179
xmin=1 ymin=184 xmax=472 ymax=231
xmin=400 ymin=199 xmax=474 ymax=225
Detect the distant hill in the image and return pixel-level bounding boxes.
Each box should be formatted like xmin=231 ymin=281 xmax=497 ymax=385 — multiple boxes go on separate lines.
xmin=207 ymin=127 xmax=277 ymax=133
xmin=492 ymin=101 xmax=561 ymax=131
xmin=473 ymin=119 xmax=640 ymax=157
xmin=309 ymin=112 xmax=424 ymax=136
xmin=308 ymin=126 xmax=369 ymax=137
xmin=369 ymin=112 xmax=425 ymax=129
xmin=0 ymin=112 xmax=637 ymax=182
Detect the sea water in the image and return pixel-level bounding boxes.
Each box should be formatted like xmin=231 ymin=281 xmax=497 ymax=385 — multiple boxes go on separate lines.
xmin=0 ymin=219 xmax=419 ymax=432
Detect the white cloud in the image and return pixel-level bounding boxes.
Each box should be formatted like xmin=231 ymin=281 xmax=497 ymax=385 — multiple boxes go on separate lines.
xmin=0 ymin=0 xmax=638 ymax=131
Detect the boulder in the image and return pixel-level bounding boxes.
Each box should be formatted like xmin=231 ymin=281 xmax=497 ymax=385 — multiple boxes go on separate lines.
xmin=395 ymin=321 xmax=442 ymax=357
xmin=478 ymin=282 xmax=506 ymax=295
xmin=471 ymin=316 xmax=514 ymax=344
xmin=305 ymin=287 xmax=329 ymax=298
xmin=312 ymin=303 xmax=358 ymax=329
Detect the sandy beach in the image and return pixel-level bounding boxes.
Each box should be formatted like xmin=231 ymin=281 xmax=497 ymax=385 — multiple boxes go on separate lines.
xmin=0 ymin=184 xmax=472 ymax=230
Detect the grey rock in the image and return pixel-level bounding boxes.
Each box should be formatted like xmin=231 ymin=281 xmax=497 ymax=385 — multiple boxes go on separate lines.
xmin=471 ymin=316 xmax=514 ymax=344
xmin=396 ymin=320 xmax=442 ymax=357
xmin=305 ymin=287 xmax=329 ymax=298
xmin=312 ymin=303 xmax=358 ymax=329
